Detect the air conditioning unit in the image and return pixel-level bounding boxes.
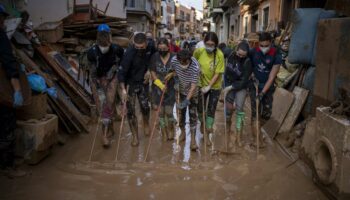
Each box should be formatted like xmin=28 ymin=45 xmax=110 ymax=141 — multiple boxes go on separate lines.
xmin=312 ymin=107 xmax=350 ymax=199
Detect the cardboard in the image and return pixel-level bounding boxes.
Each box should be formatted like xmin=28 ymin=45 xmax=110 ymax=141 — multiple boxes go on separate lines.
xmin=279 ymin=86 xmax=309 ymax=134
xmin=262 ymin=88 xmax=294 ymax=139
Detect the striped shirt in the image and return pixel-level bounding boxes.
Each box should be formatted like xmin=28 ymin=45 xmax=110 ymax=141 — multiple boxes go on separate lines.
xmin=171 ymin=56 xmax=200 ymax=96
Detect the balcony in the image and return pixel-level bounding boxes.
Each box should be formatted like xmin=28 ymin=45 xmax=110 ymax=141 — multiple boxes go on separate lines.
xmin=175 ymin=15 xmax=185 ymax=21
xmin=238 ymin=0 xmax=259 ymax=6
xmin=220 ymin=0 xmax=238 ymax=8
xmin=126 ymin=0 xmax=153 ymax=18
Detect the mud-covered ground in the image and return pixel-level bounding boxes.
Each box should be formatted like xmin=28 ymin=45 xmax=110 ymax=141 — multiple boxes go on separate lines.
xmin=0 ymin=102 xmax=327 ymax=200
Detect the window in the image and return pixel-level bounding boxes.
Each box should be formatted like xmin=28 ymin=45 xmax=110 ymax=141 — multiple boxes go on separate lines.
xmin=161 ymin=6 xmax=163 ymax=17
xmin=180 ymin=11 xmax=185 ymax=20
xmin=127 ymin=0 xmax=135 ymax=7
xmin=186 ymin=14 xmax=190 ymax=21
xmin=263 ymin=7 xmax=269 ymax=31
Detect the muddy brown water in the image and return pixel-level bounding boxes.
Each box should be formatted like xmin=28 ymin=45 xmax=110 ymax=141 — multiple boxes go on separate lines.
xmin=0 ymin=104 xmax=327 ymax=200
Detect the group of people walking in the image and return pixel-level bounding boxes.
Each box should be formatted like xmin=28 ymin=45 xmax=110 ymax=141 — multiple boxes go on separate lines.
xmin=88 ymin=24 xmax=282 ymax=151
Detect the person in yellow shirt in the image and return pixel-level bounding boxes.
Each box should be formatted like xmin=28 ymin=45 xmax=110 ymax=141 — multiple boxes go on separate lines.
xmin=193 ymin=32 xmax=225 ymax=146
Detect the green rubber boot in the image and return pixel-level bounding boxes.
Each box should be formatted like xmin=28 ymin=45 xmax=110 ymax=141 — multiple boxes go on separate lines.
xmin=159 ymin=118 xmax=168 ymax=142
xmin=205 ymin=116 xmax=214 ymax=146
xmin=235 ymin=112 xmax=245 ymax=147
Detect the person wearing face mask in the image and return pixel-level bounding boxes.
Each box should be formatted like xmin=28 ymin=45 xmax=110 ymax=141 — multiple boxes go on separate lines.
xmin=171 ymin=50 xmax=200 ymax=150
xmin=118 ymin=33 xmax=156 ymax=147
xmin=150 ymin=38 xmax=176 ymax=141
xmin=165 ymin=32 xmax=180 ymax=53
xmin=222 ymin=41 xmax=252 ymax=148
xmin=193 ymin=32 xmax=225 ymax=146
xmin=249 ymin=32 xmax=282 ymax=148
xmin=87 ymin=24 xmax=124 ymax=147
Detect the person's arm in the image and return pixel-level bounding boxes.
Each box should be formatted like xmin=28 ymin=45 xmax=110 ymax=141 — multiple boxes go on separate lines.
xmin=118 ymin=47 xmax=133 ymax=92
xmin=186 ymin=83 xmax=196 ymax=100
xmin=208 ymin=51 xmax=225 ymax=87
xmin=208 ymin=73 xmax=220 ymax=88
xmin=0 ymin=30 xmax=20 ymax=91
xmin=261 ymin=65 xmax=279 ymax=94
xmin=261 ymin=51 xmax=282 ymax=94
xmin=87 ymin=48 xmax=98 ymax=85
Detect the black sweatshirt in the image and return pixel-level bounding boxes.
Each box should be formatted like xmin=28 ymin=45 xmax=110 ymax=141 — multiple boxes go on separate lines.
xmin=224 ymin=53 xmax=253 ymax=90
xmin=118 ymin=45 xmax=155 ymax=85
xmin=87 ymin=44 xmax=124 ymax=79
xmin=0 ymin=28 xmax=19 ymax=79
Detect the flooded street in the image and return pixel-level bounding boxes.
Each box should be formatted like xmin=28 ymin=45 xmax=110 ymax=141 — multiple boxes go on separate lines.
xmin=0 ymin=103 xmax=327 ymax=200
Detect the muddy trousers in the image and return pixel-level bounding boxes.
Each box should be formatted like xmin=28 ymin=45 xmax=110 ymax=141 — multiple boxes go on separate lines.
xmin=197 ymin=89 xmax=221 ymax=132
xmin=91 ymin=75 xmax=118 ymax=123
xmin=225 ymin=89 xmax=247 ymax=147
xmin=158 ymin=106 xmax=176 ymax=140
xmin=0 ymin=106 xmax=16 ymax=169
xmin=248 ymin=83 xmax=275 ymax=122
xmin=178 ymin=94 xmax=198 ymax=131
xmin=126 ymin=84 xmax=150 ymax=135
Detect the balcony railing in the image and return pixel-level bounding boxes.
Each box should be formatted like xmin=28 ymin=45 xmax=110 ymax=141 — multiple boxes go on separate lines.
xmin=126 ymin=0 xmax=153 ymax=16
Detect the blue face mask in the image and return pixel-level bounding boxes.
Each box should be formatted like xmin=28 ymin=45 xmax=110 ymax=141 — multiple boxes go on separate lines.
xmin=205 ymin=47 xmax=215 ymax=53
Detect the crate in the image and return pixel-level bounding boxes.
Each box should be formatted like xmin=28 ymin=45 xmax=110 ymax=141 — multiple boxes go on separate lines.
xmin=16 ymin=114 xmax=58 ymax=164
xmin=35 ymin=21 xmax=63 ymax=43
xmin=16 ymin=93 xmax=47 ymax=121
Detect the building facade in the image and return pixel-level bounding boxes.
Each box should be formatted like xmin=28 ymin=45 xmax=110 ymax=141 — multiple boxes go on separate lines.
xmin=204 ymin=0 xmax=330 ymax=43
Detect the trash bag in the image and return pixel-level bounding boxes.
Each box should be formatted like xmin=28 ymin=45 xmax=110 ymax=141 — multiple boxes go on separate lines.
xmin=27 ymin=74 xmax=47 ymax=92
xmin=27 ymin=74 xmax=57 ymax=99
xmin=46 ymin=87 xmax=57 ymax=99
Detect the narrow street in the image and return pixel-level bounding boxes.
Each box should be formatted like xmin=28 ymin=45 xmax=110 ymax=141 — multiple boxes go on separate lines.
xmin=0 ymin=102 xmax=326 ymax=200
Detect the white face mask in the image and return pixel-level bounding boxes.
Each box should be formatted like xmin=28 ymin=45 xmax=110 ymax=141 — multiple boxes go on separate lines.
xmin=260 ymin=46 xmax=270 ymax=54
xmin=99 ymin=45 xmax=110 ymax=54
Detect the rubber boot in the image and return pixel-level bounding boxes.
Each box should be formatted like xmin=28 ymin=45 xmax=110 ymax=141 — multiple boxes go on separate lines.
xmin=167 ymin=120 xmax=175 ymax=140
xmin=159 ymin=118 xmax=168 ymax=142
xmin=190 ymin=128 xmax=198 ymax=151
xmin=102 ymin=124 xmax=110 ymax=148
xmin=236 ymin=112 xmax=245 ymax=147
xmin=143 ymin=114 xmax=150 ymax=137
xmin=226 ymin=120 xmax=235 ymax=148
xmin=179 ymin=127 xmax=186 ymax=142
xmin=205 ymin=116 xmax=214 ymax=146
xmin=129 ymin=118 xmax=139 ymax=147
xmin=204 ymin=129 xmax=212 ymax=146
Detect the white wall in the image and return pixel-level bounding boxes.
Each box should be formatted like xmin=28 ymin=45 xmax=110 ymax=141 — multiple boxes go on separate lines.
xmin=15 ymin=0 xmax=73 ymax=27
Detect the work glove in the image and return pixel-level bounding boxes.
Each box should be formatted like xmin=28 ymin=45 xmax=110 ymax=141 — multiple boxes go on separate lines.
xmin=256 ymin=92 xmax=265 ymax=102
xmin=121 ymin=89 xmax=128 ymax=103
xmin=201 ymin=85 xmax=211 ymax=94
xmin=164 ymin=72 xmax=175 ymax=82
xmin=223 ymin=85 xmax=233 ymax=96
xmin=154 ymin=79 xmax=166 ymax=91
xmin=177 ymin=99 xmax=190 ymax=109
xmin=13 ymin=91 xmax=24 ymax=107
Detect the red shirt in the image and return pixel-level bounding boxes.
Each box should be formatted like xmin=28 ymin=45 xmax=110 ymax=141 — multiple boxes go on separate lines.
xmin=169 ymin=43 xmax=180 ymax=53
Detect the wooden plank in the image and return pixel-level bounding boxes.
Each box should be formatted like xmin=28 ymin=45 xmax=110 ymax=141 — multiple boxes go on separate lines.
xmin=278 ymin=87 xmax=309 ymax=134
xmin=262 ymin=88 xmax=295 ymax=139
xmin=16 ymin=48 xmax=90 ymax=133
